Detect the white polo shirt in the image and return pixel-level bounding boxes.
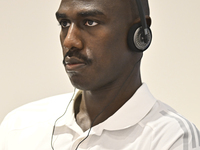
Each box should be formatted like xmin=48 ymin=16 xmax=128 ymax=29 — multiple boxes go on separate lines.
xmin=0 ymin=84 xmax=200 ymax=150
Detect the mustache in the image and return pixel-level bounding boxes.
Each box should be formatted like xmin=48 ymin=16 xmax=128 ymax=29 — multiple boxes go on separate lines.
xmin=63 ymin=50 xmax=92 ymax=65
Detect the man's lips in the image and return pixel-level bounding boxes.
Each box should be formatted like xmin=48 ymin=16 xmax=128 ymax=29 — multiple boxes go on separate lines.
xmin=66 ymin=63 xmax=86 ymax=70
xmin=64 ymin=57 xmax=87 ymax=70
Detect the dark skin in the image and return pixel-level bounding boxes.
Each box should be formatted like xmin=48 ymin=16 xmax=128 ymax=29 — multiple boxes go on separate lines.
xmin=56 ymin=0 xmax=149 ymax=131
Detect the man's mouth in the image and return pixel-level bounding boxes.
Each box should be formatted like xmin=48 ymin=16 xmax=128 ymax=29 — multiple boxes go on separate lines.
xmin=66 ymin=62 xmax=86 ymax=70
xmin=64 ymin=57 xmax=87 ymax=71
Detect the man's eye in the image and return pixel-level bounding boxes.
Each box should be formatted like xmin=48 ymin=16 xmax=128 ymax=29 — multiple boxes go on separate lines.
xmin=85 ymin=20 xmax=98 ymax=27
xmin=59 ymin=20 xmax=70 ymax=28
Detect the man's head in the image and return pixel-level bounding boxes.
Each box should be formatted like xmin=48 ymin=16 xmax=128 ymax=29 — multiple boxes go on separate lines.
xmin=56 ymin=0 xmax=150 ymax=90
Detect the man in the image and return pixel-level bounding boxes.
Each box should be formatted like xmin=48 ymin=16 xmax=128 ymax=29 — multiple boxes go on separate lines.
xmin=0 ymin=0 xmax=199 ymax=150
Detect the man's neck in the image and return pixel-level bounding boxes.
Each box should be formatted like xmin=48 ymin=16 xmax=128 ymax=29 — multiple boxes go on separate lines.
xmin=75 ymin=72 xmax=142 ymax=132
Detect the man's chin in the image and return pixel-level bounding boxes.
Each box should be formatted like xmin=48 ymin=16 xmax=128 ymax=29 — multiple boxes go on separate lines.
xmin=69 ymin=78 xmax=97 ymax=91
xmin=68 ymin=74 xmax=89 ymax=90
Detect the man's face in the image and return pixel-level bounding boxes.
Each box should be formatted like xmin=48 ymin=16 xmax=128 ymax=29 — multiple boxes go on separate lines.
xmin=56 ymin=0 xmax=138 ymax=90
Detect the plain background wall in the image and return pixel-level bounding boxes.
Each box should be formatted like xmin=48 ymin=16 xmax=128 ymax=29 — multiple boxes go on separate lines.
xmin=0 ymin=0 xmax=200 ymax=129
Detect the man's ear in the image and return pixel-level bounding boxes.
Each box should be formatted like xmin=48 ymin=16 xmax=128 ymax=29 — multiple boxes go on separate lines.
xmin=133 ymin=16 xmax=151 ymax=27
xmin=146 ymin=16 xmax=151 ymax=27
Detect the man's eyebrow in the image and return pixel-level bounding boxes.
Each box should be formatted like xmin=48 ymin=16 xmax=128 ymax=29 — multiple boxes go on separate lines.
xmin=55 ymin=12 xmax=67 ymax=20
xmin=77 ymin=10 xmax=105 ymax=17
xmin=55 ymin=9 xmax=105 ymax=20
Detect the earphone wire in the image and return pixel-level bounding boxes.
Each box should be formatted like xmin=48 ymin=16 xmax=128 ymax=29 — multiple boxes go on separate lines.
xmin=51 ymin=87 xmax=77 ymax=150
xmin=75 ymin=55 xmax=143 ymax=150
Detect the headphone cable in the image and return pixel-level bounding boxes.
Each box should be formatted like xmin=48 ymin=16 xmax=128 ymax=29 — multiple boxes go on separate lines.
xmin=51 ymin=87 xmax=77 ymax=150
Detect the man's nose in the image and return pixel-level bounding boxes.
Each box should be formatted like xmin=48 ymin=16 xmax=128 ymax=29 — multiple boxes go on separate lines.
xmin=63 ymin=23 xmax=83 ymax=51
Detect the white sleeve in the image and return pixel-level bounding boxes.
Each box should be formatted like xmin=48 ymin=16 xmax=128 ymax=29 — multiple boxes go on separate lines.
xmin=169 ymin=124 xmax=200 ymax=150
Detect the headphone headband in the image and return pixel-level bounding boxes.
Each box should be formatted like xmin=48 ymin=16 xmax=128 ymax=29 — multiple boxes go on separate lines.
xmin=135 ymin=0 xmax=148 ymax=41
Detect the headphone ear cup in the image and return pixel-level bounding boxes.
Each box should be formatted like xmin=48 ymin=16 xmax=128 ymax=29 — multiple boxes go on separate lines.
xmin=127 ymin=23 xmax=152 ymax=52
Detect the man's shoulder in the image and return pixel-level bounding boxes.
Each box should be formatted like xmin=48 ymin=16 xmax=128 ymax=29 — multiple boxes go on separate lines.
xmin=1 ymin=93 xmax=73 ymax=130
xmin=134 ymin=100 xmax=200 ymax=149
xmin=140 ymin=100 xmax=200 ymax=149
xmin=145 ymin=100 xmax=196 ymax=131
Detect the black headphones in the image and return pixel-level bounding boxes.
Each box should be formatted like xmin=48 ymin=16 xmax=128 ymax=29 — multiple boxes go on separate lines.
xmin=127 ymin=0 xmax=152 ymax=52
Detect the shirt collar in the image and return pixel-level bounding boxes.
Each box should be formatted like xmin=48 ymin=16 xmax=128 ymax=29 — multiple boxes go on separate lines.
xmin=90 ymin=83 xmax=157 ymax=135
xmin=55 ymin=83 xmax=157 ymax=135
xmin=97 ymin=83 xmax=156 ymax=130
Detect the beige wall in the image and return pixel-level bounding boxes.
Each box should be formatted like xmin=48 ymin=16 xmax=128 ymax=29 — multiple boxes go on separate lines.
xmin=0 ymin=0 xmax=200 ymax=129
